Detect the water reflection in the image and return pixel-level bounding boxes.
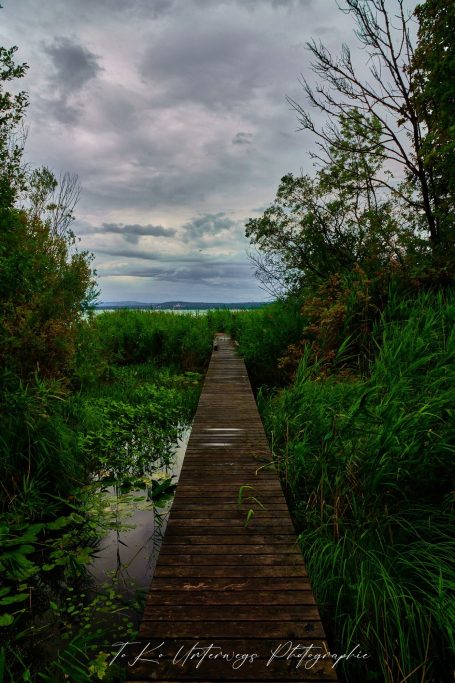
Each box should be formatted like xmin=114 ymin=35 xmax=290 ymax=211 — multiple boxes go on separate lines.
xmin=88 ymin=428 xmax=189 ymax=594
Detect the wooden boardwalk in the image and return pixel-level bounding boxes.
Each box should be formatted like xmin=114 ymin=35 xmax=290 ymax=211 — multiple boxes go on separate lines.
xmin=126 ymin=335 xmax=337 ymax=682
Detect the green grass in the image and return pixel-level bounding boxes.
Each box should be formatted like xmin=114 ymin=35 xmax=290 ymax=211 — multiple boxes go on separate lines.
xmin=259 ymin=290 xmax=455 ymax=682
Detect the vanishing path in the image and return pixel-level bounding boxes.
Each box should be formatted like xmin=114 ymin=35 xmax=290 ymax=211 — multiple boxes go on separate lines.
xmin=126 ymin=334 xmax=337 ymax=681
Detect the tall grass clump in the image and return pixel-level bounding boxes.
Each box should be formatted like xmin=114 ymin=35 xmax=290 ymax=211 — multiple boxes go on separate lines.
xmin=261 ymin=290 xmax=455 ymax=682
xmin=90 ymin=310 xmax=212 ymax=373
xmin=224 ymin=298 xmax=306 ymax=388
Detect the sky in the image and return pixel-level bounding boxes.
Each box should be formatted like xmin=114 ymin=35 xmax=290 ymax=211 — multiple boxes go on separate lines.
xmin=1 ymin=0 xmax=364 ymax=303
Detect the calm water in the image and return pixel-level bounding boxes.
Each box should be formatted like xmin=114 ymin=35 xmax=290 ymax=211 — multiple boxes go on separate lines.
xmin=89 ymin=428 xmax=190 ymax=594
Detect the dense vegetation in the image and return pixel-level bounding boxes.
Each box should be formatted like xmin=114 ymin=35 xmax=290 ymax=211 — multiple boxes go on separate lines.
xmin=1 ymin=0 xmax=454 ymax=681
xmin=252 ymin=291 xmax=454 ymax=683
xmin=0 ymin=308 xmax=213 ymax=681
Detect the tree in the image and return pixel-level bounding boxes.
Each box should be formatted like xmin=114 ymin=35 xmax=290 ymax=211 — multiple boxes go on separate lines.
xmin=0 ymin=28 xmax=97 ymax=379
xmin=246 ymin=111 xmax=402 ymax=294
xmin=411 ymin=0 xmax=455 ymax=247
xmin=27 ymin=166 xmax=81 ymax=237
xmin=0 ymin=208 xmax=96 ymax=379
xmin=287 ymin=0 xmax=448 ymax=252
xmin=0 ymin=44 xmax=28 ymax=208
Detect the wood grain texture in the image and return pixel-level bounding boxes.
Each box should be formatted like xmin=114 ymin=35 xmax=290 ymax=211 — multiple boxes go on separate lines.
xmin=126 ymin=335 xmax=336 ymax=682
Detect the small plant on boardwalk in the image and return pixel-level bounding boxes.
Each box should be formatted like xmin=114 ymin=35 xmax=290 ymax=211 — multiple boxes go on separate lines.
xmin=237 ymin=484 xmax=266 ymax=528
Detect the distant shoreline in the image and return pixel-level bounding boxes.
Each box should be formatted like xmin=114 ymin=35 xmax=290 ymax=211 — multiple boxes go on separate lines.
xmin=93 ymin=301 xmax=270 ymax=311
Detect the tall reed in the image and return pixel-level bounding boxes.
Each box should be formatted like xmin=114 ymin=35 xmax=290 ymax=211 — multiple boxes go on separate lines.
xmin=260 ymin=290 xmax=455 ymax=682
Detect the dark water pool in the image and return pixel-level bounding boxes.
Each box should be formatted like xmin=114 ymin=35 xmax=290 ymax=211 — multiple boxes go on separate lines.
xmin=88 ymin=428 xmax=190 ymax=595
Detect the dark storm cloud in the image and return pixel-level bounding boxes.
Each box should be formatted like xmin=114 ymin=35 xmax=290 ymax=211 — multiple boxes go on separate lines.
xmin=43 ymin=37 xmax=101 ymax=122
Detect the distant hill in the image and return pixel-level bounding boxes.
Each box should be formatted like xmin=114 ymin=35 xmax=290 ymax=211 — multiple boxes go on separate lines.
xmin=94 ymin=300 xmax=270 ymax=310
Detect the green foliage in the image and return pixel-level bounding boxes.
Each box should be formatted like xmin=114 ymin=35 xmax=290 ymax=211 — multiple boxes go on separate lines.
xmin=228 ymin=299 xmax=306 ymax=388
xmin=0 ymin=42 xmax=28 ymax=208
xmin=0 ymin=208 xmax=97 ymax=381
xmin=246 ymin=112 xmax=410 ymax=295
xmin=89 ymin=310 xmax=212 ymax=374
xmin=0 ymin=358 xmax=199 ymax=681
xmin=412 ymin=0 xmax=455 ymax=252
xmin=261 ymin=290 xmax=455 ymax=682
xmin=80 ymin=384 xmax=186 ymax=477
xmin=0 ymin=372 xmax=85 ymax=515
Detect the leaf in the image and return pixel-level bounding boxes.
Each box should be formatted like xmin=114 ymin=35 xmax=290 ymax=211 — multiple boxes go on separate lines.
xmin=0 ymin=613 xmax=14 ymax=626
xmin=244 ymin=509 xmax=255 ymax=528
xmin=0 ymin=593 xmax=28 ymax=606
xmin=237 ymin=484 xmax=253 ymax=507
xmin=46 ymin=516 xmax=72 ymax=530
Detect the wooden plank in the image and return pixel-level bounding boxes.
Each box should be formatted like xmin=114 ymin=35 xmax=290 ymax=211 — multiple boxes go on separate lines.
xmin=129 ymin=335 xmax=335 ymax=682
xmin=161 ymin=534 xmax=298 ymax=544
xmin=148 ymin=579 xmax=311 ymax=591
xmin=153 ymin=566 xmax=309 ymax=579
xmin=142 ymin=605 xmax=322 ymax=622
xmin=138 ymin=621 xmax=326 ymax=639
xmin=145 ymin=590 xmax=316 ymax=606
xmin=157 ymin=548 xmax=304 ymax=567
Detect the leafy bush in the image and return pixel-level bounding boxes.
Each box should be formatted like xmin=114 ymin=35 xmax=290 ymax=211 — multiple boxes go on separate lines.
xmin=0 ymin=209 xmax=96 ymax=381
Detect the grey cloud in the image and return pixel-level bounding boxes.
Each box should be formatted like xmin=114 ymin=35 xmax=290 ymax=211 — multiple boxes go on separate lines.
xmin=43 ymin=37 xmax=101 ymax=122
xmin=75 ymin=0 xmax=311 ymax=16
xmin=97 ymin=222 xmax=176 ymax=244
xmin=2 ymin=0 xmax=354 ymax=302
xmin=89 ymin=246 xmax=170 ymax=261
xmin=74 ymin=0 xmax=176 ymax=18
xmin=127 ymin=261 xmax=253 ymax=286
xmin=94 ymin=247 xmax=249 ymax=266
xmin=139 ymin=19 xmax=293 ymax=111
xmin=45 ymin=37 xmax=101 ymax=93
xmin=193 ymin=0 xmax=312 ymax=8
xmin=232 ymin=132 xmax=253 ymax=145
xmin=181 ymin=213 xmax=238 ymax=244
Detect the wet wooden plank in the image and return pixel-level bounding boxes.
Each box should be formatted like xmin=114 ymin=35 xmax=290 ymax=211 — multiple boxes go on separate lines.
xmin=129 ymin=335 xmax=335 ymax=682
